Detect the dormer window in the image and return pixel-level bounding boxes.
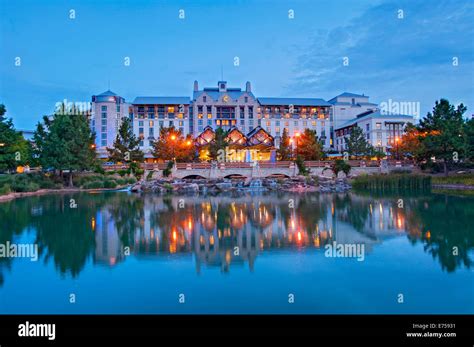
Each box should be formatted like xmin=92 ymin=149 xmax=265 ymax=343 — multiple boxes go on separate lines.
xmin=352 ymin=98 xmax=355 ymax=105
xmin=203 ymin=96 xmax=207 ymax=103
xmin=220 ymin=83 xmax=225 ymax=89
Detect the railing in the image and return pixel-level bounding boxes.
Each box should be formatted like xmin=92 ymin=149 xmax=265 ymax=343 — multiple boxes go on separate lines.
xmin=103 ymin=159 xmax=415 ymax=171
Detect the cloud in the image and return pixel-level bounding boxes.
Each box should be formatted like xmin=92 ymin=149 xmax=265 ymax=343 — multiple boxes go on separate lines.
xmin=288 ymin=0 xmax=474 ymax=115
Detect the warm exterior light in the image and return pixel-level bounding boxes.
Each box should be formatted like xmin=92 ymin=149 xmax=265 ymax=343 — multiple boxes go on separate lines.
xmin=171 ymin=135 xmax=176 ymax=141
xmin=90 ymin=144 xmax=96 ymax=149
xmin=186 ymin=140 xmax=192 ymax=146
xmin=295 ymin=132 xmax=300 ymax=137
xmin=0 ymin=143 xmax=5 ymax=147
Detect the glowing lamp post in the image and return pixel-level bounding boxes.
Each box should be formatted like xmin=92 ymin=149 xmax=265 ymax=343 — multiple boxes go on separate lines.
xmin=294 ymin=132 xmax=301 ymax=158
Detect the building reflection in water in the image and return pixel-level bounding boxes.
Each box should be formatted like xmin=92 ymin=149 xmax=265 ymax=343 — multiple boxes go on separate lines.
xmin=92 ymin=193 xmax=413 ymax=273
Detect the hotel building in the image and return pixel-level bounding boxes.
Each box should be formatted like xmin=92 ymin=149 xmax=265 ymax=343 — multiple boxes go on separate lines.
xmin=91 ymin=81 xmax=414 ymax=160
xmin=334 ymin=110 xmax=413 ymax=154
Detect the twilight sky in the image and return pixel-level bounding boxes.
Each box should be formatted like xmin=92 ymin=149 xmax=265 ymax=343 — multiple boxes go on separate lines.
xmin=1 ymin=0 xmax=473 ymax=129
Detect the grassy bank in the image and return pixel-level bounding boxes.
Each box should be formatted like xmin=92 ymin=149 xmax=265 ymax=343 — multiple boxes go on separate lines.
xmin=352 ymin=174 xmax=431 ymax=193
xmin=0 ymin=172 xmax=136 ymax=196
xmin=432 ymin=174 xmax=474 ymax=186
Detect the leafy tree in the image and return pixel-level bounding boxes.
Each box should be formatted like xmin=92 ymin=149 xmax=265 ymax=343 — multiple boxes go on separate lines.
xmin=399 ymin=123 xmax=424 ymax=162
xmin=0 ymin=104 xmax=30 ymax=172
xmin=277 ymin=128 xmax=292 ymax=161
xmin=346 ymin=126 xmax=372 ymax=159
xmin=418 ymin=99 xmax=466 ymax=176
xmin=296 ymin=129 xmax=324 ymax=161
xmin=152 ymin=126 xmax=195 ymax=162
xmin=34 ymin=113 xmax=97 ymax=186
xmin=107 ymin=117 xmax=144 ymax=163
xmin=209 ymin=127 xmax=228 ymax=161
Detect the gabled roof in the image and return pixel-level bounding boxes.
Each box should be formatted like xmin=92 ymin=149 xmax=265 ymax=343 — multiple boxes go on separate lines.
xmin=133 ymin=96 xmax=190 ymax=105
xmin=193 ymin=90 xmax=255 ymax=102
xmin=195 ymin=126 xmax=215 ymax=146
xmin=258 ymin=97 xmax=331 ymax=107
xmin=246 ymin=126 xmax=274 ymax=147
xmin=226 ymin=127 xmax=247 ymax=147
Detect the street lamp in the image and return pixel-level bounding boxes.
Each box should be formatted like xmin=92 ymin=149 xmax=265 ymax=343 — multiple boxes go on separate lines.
xmin=294 ymin=132 xmax=301 ymax=158
xmin=395 ymin=137 xmax=400 ymax=160
xmin=170 ymin=133 xmax=177 ymax=161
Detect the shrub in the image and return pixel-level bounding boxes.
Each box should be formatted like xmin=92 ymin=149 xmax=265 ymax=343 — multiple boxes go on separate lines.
xmin=295 ymin=156 xmax=309 ymax=176
xmin=126 ymin=177 xmax=137 ymax=184
xmin=11 ymin=181 xmax=40 ymax=192
xmin=105 ymin=171 xmax=116 ymax=176
xmin=146 ymin=170 xmax=154 ymax=181
xmin=117 ymin=169 xmax=128 ymax=177
xmin=0 ymin=184 xmax=11 ymax=195
xmin=333 ymin=159 xmax=351 ymax=176
xmin=94 ymin=165 xmax=105 ymax=175
xmin=163 ymin=161 xmax=174 ymax=178
xmin=82 ymin=181 xmax=104 ymax=189
xmin=103 ymin=180 xmax=118 ymax=189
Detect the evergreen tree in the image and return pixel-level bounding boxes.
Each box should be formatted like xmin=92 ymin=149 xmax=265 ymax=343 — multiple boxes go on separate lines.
xmin=418 ymin=99 xmax=466 ymax=176
xmin=277 ymin=128 xmax=292 ymax=161
xmin=0 ymin=104 xmax=30 ymax=172
xmin=297 ymin=129 xmax=324 ymax=161
xmin=346 ymin=126 xmax=372 ymax=159
xmin=107 ymin=118 xmax=144 ymax=163
xmin=209 ymin=127 xmax=229 ymax=162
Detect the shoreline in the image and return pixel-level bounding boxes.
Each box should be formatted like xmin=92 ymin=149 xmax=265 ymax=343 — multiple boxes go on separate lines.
xmin=0 ymin=186 xmax=130 ymax=203
xmin=1 ymin=181 xmax=474 ymax=202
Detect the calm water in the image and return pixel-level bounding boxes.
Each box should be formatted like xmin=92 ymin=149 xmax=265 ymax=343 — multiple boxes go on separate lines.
xmin=0 ymin=190 xmax=473 ymax=314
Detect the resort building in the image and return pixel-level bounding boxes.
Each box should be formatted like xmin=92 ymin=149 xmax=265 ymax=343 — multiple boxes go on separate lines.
xmin=328 ymin=92 xmax=379 ymax=129
xmin=91 ymin=90 xmax=130 ymax=158
xmin=91 ymin=81 xmax=414 ymax=160
xmin=334 ymin=110 xmax=413 ymax=154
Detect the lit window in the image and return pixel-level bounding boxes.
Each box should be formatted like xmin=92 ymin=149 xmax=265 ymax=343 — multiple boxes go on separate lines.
xmin=167 ymin=106 xmax=175 ymax=113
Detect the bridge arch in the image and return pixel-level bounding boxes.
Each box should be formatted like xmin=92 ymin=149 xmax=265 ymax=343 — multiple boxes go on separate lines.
xmin=265 ymin=173 xmax=291 ymax=179
xmin=223 ymin=173 xmax=248 ymax=179
xmin=182 ymin=174 xmax=207 ymax=180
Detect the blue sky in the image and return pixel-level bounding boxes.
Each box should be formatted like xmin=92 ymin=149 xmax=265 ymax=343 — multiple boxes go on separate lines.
xmin=1 ymin=0 xmax=473 ymax=129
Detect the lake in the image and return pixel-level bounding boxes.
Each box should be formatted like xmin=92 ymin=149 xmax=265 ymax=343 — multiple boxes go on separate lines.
xmin=0 ymin=191 xmax=473 ymax=314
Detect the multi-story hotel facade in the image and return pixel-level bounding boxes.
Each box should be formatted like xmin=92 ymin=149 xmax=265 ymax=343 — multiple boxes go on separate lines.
xmin=91 ymin=80 xmax=414 ymax=160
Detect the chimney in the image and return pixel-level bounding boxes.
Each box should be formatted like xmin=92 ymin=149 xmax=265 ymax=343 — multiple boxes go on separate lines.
xmin=193 ymin=80 xmax=199 ymax=92
xmin=246 ymin=81 xmax=251 ymax=93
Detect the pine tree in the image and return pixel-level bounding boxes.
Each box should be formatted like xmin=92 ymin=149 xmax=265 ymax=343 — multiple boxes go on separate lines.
xmin=209 ymin=127 xmax=229 ymax=162
xmin=107 ymin=118 xmax=144 ymax=163
xmin=346 ymin=126 xmax=372 ymax=159
xmin=277 ymin=128 xmax=292 ymax=161
xmin=297 ymin=129 xmax=324 ymax=161
xmin=418 ymin=99 xmax=466 ymax=176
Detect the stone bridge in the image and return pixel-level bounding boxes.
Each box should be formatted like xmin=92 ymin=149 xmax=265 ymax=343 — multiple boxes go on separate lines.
xmin=105 ymin=160 xmax=414 ymax=179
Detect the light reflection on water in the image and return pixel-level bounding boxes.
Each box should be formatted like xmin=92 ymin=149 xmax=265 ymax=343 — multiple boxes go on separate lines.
xmin=0 ymin=191 xmax=473 ymax=313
